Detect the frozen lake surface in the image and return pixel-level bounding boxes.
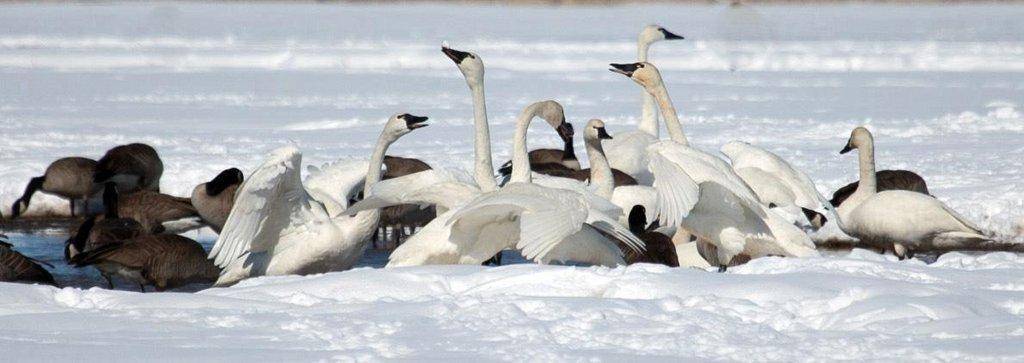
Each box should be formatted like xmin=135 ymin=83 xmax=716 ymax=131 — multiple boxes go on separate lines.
xmin=2 ymin=2 xmax=1024 ymax=361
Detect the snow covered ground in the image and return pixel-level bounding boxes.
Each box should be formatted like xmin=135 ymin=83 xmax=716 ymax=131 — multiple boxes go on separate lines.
xmin=2 ymin=2 xmax=1024 ymax=360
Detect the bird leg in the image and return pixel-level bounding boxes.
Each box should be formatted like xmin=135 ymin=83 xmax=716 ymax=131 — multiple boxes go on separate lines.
xmin=718 ymin=265 xmax=727 ymax=273
xmin=69 ymin=199 xmax=76 ymax=217
xmin=103 ymin=274 xmax=114 ymax=289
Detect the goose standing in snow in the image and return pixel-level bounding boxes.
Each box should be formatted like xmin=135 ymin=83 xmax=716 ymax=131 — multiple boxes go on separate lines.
xmin=609 ymin=61 xmax=817 ymax=270
xmin=835 ymin=127 xmax=1018 ymax=259
xmin=384 ymin=101 xmax=643 ymax=267
xmin=602 ymin=24 xmax=685 ymax=185
xmin=1 ymin=236 xmax=56 ymax=286
xmin=190 ymin=168 xmax=244 ymax=233
xmin=93 ymin=143 xmax=163 ymax=193
xmin=10 ymin=157 xmax=101 ymax=218
xmin=70 ymin=234 xmax=219 ymax=292
xmin=209 ymin=113 xmax=429 ymax=286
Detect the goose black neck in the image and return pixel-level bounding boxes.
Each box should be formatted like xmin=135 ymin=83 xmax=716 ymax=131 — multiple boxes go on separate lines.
xmin=102 ymin=182 xmax=119 ymax=218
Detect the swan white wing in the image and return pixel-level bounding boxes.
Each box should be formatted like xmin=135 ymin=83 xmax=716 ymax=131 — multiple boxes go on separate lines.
xmin=209 ymin=146 xmax=318 ymax=269
xmin=649 ymin=141 xmax=759 ymax=202
xmin=611 ymin=185 xmax=658 ymax=224
xmin=345 ymin=169 xmax=480 ymax=214
xmin=584 ymin=208 xmax=645 ymax=254
xmin=540 ymin=225 xmax=626 ymax=267
xmin=648 ymin=152 xmax=699 ymax=228
xmin=532 ymin=173 xmax=622 ymax=217
xmin=602 ymin=130 xmax=658 ymax=185
xmin=722 ymin=141 xmax=831 ymax=213
xmin=305 ymin=159 xmax=370 ymax=215
xmin=686 ymin=181 xmax=777 ymax=258
xmin=447 ymin=183 xmax=588 ymax=263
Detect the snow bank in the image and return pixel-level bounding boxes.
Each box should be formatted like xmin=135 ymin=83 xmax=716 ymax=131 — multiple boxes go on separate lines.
xmin=3 ymin=255 xmax=1024 ymax=360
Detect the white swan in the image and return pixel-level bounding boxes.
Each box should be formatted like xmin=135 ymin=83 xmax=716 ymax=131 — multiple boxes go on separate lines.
xmin=382 ymin=101 xmax=643 ymax=267
xmin=602 ymin=24 xmax=685 ymax=185
xmin=208 ymin=113 xmax=429 ymax=286
xmin=720 ymin=141 xmax=836 ymax=228
xmin=609 ymin=61 xmax=817 ymax=269
xmin=835 ymin=127 xmax=1010 ymax=259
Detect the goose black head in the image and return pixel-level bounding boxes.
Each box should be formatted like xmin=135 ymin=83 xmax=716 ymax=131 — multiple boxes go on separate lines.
xmin=206 ymin=168 xmax=244 ymax=196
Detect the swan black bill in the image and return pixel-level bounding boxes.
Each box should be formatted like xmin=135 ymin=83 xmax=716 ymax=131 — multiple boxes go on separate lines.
xmin=404 ymin=114 xmax=430 ymax=129
xmin=441 ymin=46 xmax=472 ymax=64
xmin=596 ymin=127 xmax=613 ymax=140
xmin=839 ymin=144 xmax=853 ymax=154
xmin=556 ymin=122 xmax=574 ymax=141
xmin=660 ymin=28 xmax=684 ymax=40
xmin=609 ymin=63 xmax=640 ymax=77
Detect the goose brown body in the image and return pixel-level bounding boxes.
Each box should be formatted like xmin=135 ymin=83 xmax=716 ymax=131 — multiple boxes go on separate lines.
xmin=70 ymin=234 xmax=219 ymax=291
xmin=0 ymin=240 xmax=56 ymax=286
xmin=94 ymin=143 xmax=164 ymax=193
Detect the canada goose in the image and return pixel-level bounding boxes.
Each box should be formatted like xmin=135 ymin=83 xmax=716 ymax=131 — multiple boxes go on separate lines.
xmin=603 ymin=24 xmax=685 ymax=185
xmin=11 ymin=157 xmax=101 ymax=218
xmin=93 ymin=143 xmax=163 ymax=193
xmin=625 ymin=206 xmax=679 ymax=267
xmin=65 ymin=185 xmax=146 ymax=288
xmin=190 ymin=168 xmax=244 ymax=233
xmin=720 ymin=141 xmax=836 ymax=229
xmin=377 ymin=156 xmax=436 ymax=247
xmin=0 ymin=237 xmax=56 ymax=286
xmin=835 ymin=127 xmax=1018 ymax=259
xmin=383 ymin=101 xmax=643 ymax=267
xmin=496 ymin=121 xmax=578 ymax=179
xmin=830 ymin=169 xmax=930 ymax=209
xmin=108 ymin=183 xmax=202 ymax=234
xmin=515 ymin=162 xmax=639 ymax=187
xmin=70 ymin=234 xmax=219 ymax=292
xmin=209 ymin=113 xmax=429 ymax=286
xmin=610 ymin=61 xmax=816 ymax=269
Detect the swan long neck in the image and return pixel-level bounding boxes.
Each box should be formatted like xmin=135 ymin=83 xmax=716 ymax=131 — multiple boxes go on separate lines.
xmin=470 ymin=83 xmax=498 ymax=192
xmin=648 ymin=81 xmax=688 ymax=145
xmin=585 ymin=135 xmax=614 ymax=199
xmin=349 ymin=129 xmax=396 ymax=226
xmin=638 ymin=41 xmax=659 ymax=137
xmin=510 ymin=104 xmax=543 ymax=184
xmin=855 ymin=136 xmax=877 ymax=195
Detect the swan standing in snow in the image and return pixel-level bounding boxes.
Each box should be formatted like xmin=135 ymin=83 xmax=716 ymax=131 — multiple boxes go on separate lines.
xmin=609 ymin=61 xmax=817 ymax=270
xmin=208 ymin=113 xmax=429 ymax=286
xmin=376 ymin=101 xmax=643 ymax=267
xmin=835 ymin=127 xmax=1017 ymax=259
xmin=603 ymin=24 xmax=685 ymax=185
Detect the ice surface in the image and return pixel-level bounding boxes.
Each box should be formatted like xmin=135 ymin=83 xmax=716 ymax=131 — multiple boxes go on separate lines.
xmin=2 ymin=2 xmax=1024 ymax=360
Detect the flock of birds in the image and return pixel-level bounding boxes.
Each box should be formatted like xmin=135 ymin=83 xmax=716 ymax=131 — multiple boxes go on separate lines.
xmin=2 ymin=25 xmax=1019 ymax=291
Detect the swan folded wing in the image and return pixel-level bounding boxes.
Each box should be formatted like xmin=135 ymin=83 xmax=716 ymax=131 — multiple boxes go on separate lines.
xmin=938 ymin=201 xmax=986 ymax=235
xmin=209 ymin=147 xmax=315 ymax=269
xmin=688 ymin=181 xmax=774 ymax=246
xmin=345 ymin=169 xmax=479 ymax=214
xmin=648 ymin=153 xmax=699 ymax=228
xmin=305 ymin=159 xmax=370 ymax=216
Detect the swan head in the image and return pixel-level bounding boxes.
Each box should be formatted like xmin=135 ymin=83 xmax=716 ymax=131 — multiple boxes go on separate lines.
xmin=840 ymin=126 xmax=873 ymax=154
xmin=532 ymin=100 xmax=571 ymax=142
xmin=442 ymin=46 xmax=484 ymax=87
xmin=584 ymin=119 xmax=613 ymax=141
xmin=640 ymin=24 xmax=685 ymax=45
xmin=609 ymin=62 xmax=663 ymax=90
xmin=205 ymin=168 xmax=244 ymax=197
xmin=386 ymin=113 xmax=430 ymax=138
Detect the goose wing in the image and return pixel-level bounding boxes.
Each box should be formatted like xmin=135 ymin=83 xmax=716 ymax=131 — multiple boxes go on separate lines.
xmin=208 ymin=146 xmax=319 ymax=269
xmin=345 ymin=168 xmax=479 ymax=214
